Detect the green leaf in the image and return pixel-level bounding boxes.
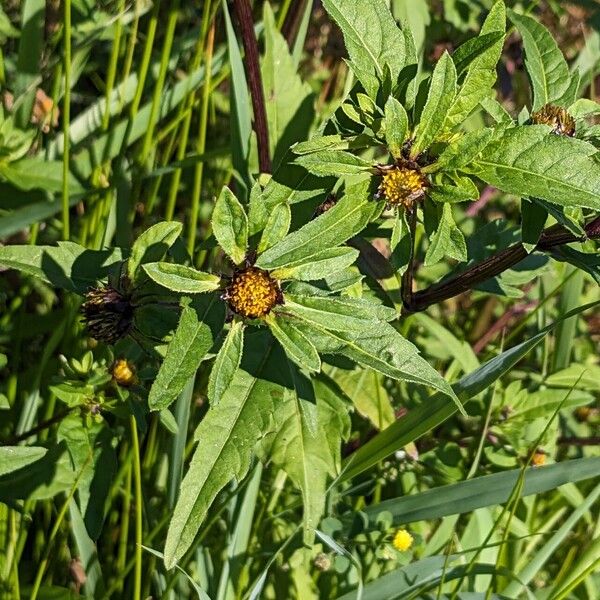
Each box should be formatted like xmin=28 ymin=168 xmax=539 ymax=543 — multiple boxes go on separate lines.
xmin=430 ymin=128 xmax=494 ymax=172
xmin=207 ymin=321 xmax=245 ymax=405
xmin=164 ymin=332 xmax=283 ymax=568
xmin=212 ymin=186 xmax=248 ymax=265
xmin=148 ymin=295 xmax=225 ymax=411
xmin=293 ymin=135 xmax=350 ymax=155
xmin=294 ymin=150 xmax=372 ymax=177
xmin=57 ymin=413 xmax=116 ymax=539
xmin=128 ymin=221 xmax=183 ymax=282
xmin=271 ymin=247 xmax=359 ymax=281
xmin=471 ymin=126 xmax=600 ymax=211
xmin=384 ymin=97 xmax=409 ymax=159
xmin=257 ymin=202 xmax=291 ymax=254
xmin=281 ymin=294 xmax=396 ymax=331
xmin=0 ymin=158 xmax=84 ymax=193
xmin=261 ymin=3 xmax=315 ymax=167
xmin=0 ymin=446 xmax=47 ymax=478
xmin=142 ymin=262 xmax=221 ymax=294
xmin=321 ymin=0 xmax=405 ymax=97
xmin=411 ymin=52 xmax=457 ymax=157
xmin=361 ymin=458 xmax=600 ymax=526
xmin=452 ymin=31 xmax=505 ymax=77
xmin=508 ymin=9 xmax=570 ymax=110
xmin=267 ymin=316 xmax=321 ymax=372
xmin=443 ymin=1 xmax=506 ymax=130
xmin=427 ymin=174 xmax=479 ymax=203
xmin=256 ymin=181 xmax=381 ymax=270
xmin=0 ymin=241 xmax=123 ymax=293
xmin=424 ymin=203 xmax=467 ymax=266
xmin=260 ymin=374 xmax=350 ymax=544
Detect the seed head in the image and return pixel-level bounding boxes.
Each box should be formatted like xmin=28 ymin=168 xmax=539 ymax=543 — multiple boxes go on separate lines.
xmin=530 ymin=104 xmax=575 ymax=137
xmin=112 ymin=359 xmax=137 ymax=387
xmin=392 ymin=529 xmax=414 ymax=552
xmin=378 ymin=166 xmax=427 ymax=209
xmin=81 ymin=285 xmax=133 ymax=344
xmin=223 ymin=267 xmax=282 ymax=319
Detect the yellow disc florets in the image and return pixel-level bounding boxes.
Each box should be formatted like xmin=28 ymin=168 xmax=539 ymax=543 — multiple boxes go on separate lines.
xmin=378 ymin=166 xmax=427 ymax=209
xmin=112 ymin=359 xmax=137 ymax=387
xmin=530 ymin=104 xmax=575 ymax=137
xmin=224 ymin=267 xmax=282 ymax=319
xmin=392 ymin=529 xmax=414 ymax=552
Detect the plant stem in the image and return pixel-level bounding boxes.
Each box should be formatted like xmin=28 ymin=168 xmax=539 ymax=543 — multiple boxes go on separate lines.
xmin=232 ymin=0 xmax=271 ymax=173
xmin=406 ymin=216 xmax=600 ymax=313
xmin=1 ymin=408 xmax=72 ymax=445
xmin=130 ymin=415 xmax=143 ymax=600
xmin=61 ymin=0 xmax=72 ymax=240
xmin=401 ymin=207 xmax=418 ymax=309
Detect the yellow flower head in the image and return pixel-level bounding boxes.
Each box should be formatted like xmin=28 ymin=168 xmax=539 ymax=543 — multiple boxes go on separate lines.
xmin=531 ymin=450 xmax=546 ymax=467
xmin=392 ymin=529 xmax=414 ymax=552
xmin=112 ymin=359 xmax=137 ymax=387
xmin=224 ymin=267 xmax=282 ymax=319
xmin=378 ymin=166 xmax=427 ymax=209
xmin=530 ymin=104 xmax=575 ymax=137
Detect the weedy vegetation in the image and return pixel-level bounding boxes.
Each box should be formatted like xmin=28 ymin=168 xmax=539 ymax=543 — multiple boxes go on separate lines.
xmin=0 ymin=0 xmax=599 ymax=598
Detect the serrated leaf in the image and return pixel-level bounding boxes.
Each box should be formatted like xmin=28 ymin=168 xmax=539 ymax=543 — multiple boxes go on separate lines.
xmin=427 ymin=174 xmax=479 ymax=203
xmin=128 ymin=221 xmax=183 ymax=281
xmin=0 ymin=241 xmax=123 ymax=293
xmin=0 ymin=158 xmax=84 ymax=193
xmin=452 ymin=31 xmax=505 ymax=77
xmin=321 ymin=0 xmax=405 ymax=97
xmin=281 ymin=294 xmax=396 ymax=331
xmin=411 ymin=52 xmax=457 ymax=157
xmin=164 ymin=332 xmax=283 ymax=568
xmin=443 ymin=2 xmax=506 ymax=130
xmin=142 ymin=262 xmax=220 ymax=294
xmin=261 ymin=3 xmax=315 ymax=167
xmin=207 ymin=321 xmax=245 ymax=405
xmin=267 ymin=316 xmax=321 ymax=372
xmin=431 ymin=128 xmax=494 ymax=171
xmin=471 ymin=126 xmax=600 ymax=211
xmin=256 ymin=181 xmax=381 ymax=270
xmin=149 ymin=295 xmax=225 ymax=411
xmin=294 ymin=150 xmax=372 ymax=177
xmin=212 ymin=186 xmax=248 ymax=265
xmin=0 ymin=447 xmax=47 ymax=478
xmin=271 ymin=247 xmax=359 ymax=281
xmin=508 ymin=9 xmax=570 ymax=110
xmin=257 ymin=202 xmax=291 ymax=254
xmin=293 ymin=135 xmax=349 ymax=155
xmin=384 ymin=97 xmax=409 ymax=159
xmin=424 ymin=203 xmax=467 ymax=265
xmin=259 ymin=373 xmax=350 ymax=544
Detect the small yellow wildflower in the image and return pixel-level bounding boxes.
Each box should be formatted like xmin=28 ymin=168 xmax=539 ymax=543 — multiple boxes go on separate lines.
xmin=530 ymin=104 xmax=575 ymax=137
xmin=112 ymin=359 xmax=137 ymax=387
xmin=531 ymin=450 xmax=546 ymax=467
xmin=378 ymin=166 xmax=427 ymax=209
xmin=392 ymin=529 xmax=414 ymax=552
xmin=223 ymin=267 xmax=282 ymax=319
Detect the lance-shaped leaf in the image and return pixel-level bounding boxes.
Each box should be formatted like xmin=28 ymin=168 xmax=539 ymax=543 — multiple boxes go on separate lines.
xmin=470 ymin=126 xmax=600 ymax=211
xmin=256 ymin=181 xmax=381 ymax=270
xmin=424 ymin=203 xmax=467 ymax=266
xmin=280 ymin=294 xmax=396 ymax=331
xmin=149 ymin=295 xmax=225 ymax=411
xmin=212 ymin=187 xmax=248 ymax=265
xmin=411 ymin=52 xmax=457 ymax=157
xmin=290 ymin=316 xmax=460 ymax=409
xmin=272 ymin=247 xmax=359 ymax=281
xmin=164 ymin=332 xmax=283 ymax=568
xmin=143 ymin=263 xmax=221 ymax=294
xmin=128 ymin=221 xmax=183 ymax=281
xmin=443 ymin=1 xmax=506 ymax=130
xmin=508 ymin=9 xmax=570 ymax=110
xmin=267 ymin=316 xmax=321 ymax=372
xmin=321 ymin=0 xmax=405 ymax=97
xmin=207 ymin=321 xmax=245 ymax=405
xmin=0 ymin=242 xmax=122 ymax=293
xmin=384 ymin=97 xmax=409 ymax=159
xmin=294 ymin=150 xmax=373 ymax=177
xmin=259 ymin=372 xmax=350 ymax=544
xmin=257 ymin=202 xmax=291 ymax=254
